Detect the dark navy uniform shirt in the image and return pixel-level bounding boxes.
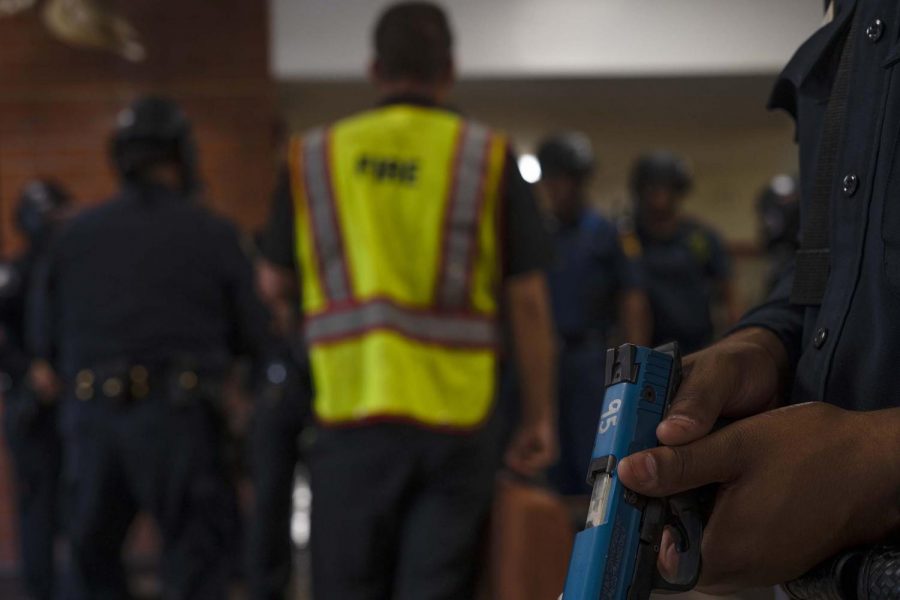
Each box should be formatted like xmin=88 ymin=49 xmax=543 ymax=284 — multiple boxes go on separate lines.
xmin=738 ymin=0 xmax=900 ymax=410
xmin=29 ymin=183 xmax=270 ymax=378
xmin=0 ymin=252 xmax=39 ymax=387
xmin=638 ymin=220 xmax=731 ymax=354
xmin=549 ymin=210 xmax=643 ymax=342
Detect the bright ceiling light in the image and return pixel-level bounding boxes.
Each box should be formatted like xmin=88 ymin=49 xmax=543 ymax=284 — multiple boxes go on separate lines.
xmin=771 ymin=174 xmax=796 ymax=196
xmin=518 ymin=154 xmax=541 ymax=184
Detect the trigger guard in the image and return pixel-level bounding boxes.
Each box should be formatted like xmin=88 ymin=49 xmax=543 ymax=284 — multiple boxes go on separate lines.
xmin=665 ymin=510 xmax=692 ymax=554
xmin=653 ymin=492 xmax=704 ymax=591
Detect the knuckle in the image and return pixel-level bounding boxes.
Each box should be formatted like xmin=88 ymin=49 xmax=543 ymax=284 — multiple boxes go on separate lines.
xmin=673 ymin=367 xmax=725 ymax=412
xmin=717 ymin=424 xmax=751 ymax=477
xmin=658 ymin=446 xmax=690 ymax=489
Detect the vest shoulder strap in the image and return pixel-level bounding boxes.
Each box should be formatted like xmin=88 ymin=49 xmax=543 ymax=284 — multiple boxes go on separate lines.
xmin=435 ymin=120 xmax=496 ymax=310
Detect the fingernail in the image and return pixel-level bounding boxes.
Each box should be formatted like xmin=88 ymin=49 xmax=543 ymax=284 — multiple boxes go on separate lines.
xmin=660 ymin=530 xmax=680 ymax=581
xmin=665 ymin=414 xmax=696 ymax=428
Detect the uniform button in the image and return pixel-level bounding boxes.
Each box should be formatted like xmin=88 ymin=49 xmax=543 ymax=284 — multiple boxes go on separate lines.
xmin=76 ymin=369 xmax=95 ymax=401
xmin=813 ymin=327 xmax=829 ymax=349
xmin=130 ymin=365 xmax=148 ymax=384
xmin=842 ymin=173 xmax=859 ymax=197
xmin=76 ymin=369 xmax=95 ymax=386
xmin=178 ymin=370 xmax=198 ymax=391
xmin=102 ymin=377 xmax=123 ymax=398
xmin=867 ymin=19 xmax=885 ymax=43
xmin=75 ymin=384 xmax=93 ymax=402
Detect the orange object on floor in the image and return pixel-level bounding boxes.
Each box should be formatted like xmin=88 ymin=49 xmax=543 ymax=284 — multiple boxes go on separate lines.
xmin=488 ymin=475 xmax=576 ymax=600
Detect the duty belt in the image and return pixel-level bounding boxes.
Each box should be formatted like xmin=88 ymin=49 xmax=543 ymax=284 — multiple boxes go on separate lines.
xmin=73 ymin=363 xmax=214 ymax=405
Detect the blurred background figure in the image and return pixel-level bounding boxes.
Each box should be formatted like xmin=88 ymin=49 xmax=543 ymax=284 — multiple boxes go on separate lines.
xmin=0 ymin=0 xmax=827 ymax=598
xmin=756 ymin=174 xmax=800 ymax=295
xmin=27 ymin=95 xmax=271 ymax=599
xmin=533 ymin=132 xmax=650 ymax=498
xmin=629 ymin=151 xmax=742 ymax=354
xmin=247 ymin=230 xmax=312 ymax=600
xmin=0 ymin=180 xmax=71 ymax=600
xmin=257 ymin=2 xmax=557 ymax=598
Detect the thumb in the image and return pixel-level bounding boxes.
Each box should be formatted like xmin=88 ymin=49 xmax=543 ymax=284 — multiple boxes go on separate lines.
xmin=657 ymin=357 xmax=732 ymax=446
xmin=618 ymin=427 xmax=743 ymax=497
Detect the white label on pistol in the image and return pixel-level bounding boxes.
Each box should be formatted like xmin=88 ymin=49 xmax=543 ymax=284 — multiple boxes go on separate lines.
xmin=599 ymin=398 xmax=622 ymax=435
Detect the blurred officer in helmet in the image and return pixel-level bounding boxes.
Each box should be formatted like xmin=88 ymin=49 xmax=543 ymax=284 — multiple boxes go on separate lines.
xmin=756 ymin=174 xmax=800 ymax=295
xmin=0 ymin=179 xmax=71 ymax=600
xmin=246 ymin=231 xmax=312 ymax=600
xmin=628 ymin=151 xmax=741 ymax=354
xmin=526 ymin=132 xmax=650 ymax=497
xmin=28 ymin=95 xmax=270 ymax=599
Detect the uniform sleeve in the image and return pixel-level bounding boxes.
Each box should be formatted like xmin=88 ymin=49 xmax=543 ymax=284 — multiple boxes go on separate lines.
xmin=731 ymin=259 xmax=805 ymax=369
xmin=260 ymin=167 xmax=298 ymax=270
xmin=26 ymin=248 xmax=57 ymax=363
xmin=705 ymin=228 xmax=733 ymax=281
xmin=217 ymin=221 xmax=273 ymax=361
xmin=502 ymin=149 xmax=553 ymax=278
xmin=0 ymin=263 xmax=32 ymax=379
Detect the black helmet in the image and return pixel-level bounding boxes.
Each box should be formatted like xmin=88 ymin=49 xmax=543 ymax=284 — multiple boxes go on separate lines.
xmin=757 ymin=174 xmax=800 ymax=251
xmin=16 ymin=179 xmax=71 ymax=242
xmin=536 ymin=132 xmax=595 ymax=180
xmin=630 ymin=151 xmax=693 ymax=197
xmin=110 ymin=95 xmax=199 ymax=194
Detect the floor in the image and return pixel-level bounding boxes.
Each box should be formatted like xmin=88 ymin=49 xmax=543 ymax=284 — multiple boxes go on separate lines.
xmin=0 ymin=568 xmax=778 ymax=600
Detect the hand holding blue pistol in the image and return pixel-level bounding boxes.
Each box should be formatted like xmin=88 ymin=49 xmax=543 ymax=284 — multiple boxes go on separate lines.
xmin=561 ymin=343 xmax=704 ymax=600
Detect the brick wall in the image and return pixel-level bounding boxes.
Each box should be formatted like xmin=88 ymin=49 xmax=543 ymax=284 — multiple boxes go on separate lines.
xmin=0 ymin=0 xmax=276 ymax=568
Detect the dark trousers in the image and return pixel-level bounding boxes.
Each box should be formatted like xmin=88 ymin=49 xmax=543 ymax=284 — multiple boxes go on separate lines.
xmin=3 ymin=396 xmax=62 ymax=600
xmin=546 ymin=342 xmax=607 ymax=495
xmin=62 ymin=391 xmax=238 ymax=600
xmin=246 ymin=372 xmax=309 ymax=600
xmin=309 ymin=422 xmax=496 ymax=600
xmin=498 ymin=342 xmax=607 ymax=496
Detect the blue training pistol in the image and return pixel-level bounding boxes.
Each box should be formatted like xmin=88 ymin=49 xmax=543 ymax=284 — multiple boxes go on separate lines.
xmin=561 ymin=342 xmax=704 ymax=600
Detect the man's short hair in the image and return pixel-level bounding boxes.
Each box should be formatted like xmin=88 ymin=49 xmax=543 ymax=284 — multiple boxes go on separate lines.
xmin=374 ymin=2 xmax=453 ymax=83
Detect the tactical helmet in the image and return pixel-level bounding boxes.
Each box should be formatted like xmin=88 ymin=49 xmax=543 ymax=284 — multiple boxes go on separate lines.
xmin=16 ymin=179 xmax=71 ymax=242
xmin=630 ymin=151 xmax=693 ymax=197
xmin=757 ymin=174 xmax=800 ymax=251
xmin=110 ymin=95 xmax=199 ymax=194
xmin=536 ymin=132 xmax=595 ymax=180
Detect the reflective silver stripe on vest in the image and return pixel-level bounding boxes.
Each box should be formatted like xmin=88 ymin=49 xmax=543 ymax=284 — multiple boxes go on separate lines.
xmin=306 ymin=300 xmax=497 ymax=348
xmin=438 ymin=123 xmax=491 ymax=309
xmin=304 ymin=128 xmax=350 ymax=303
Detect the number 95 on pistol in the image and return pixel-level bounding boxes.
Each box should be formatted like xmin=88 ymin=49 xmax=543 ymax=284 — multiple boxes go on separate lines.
xmin=561 ymin=343 xmax=705 ymax=600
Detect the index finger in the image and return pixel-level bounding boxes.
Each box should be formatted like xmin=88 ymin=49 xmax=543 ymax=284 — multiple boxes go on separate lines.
xmin=657 ymin=354 xmax=731 ymax=446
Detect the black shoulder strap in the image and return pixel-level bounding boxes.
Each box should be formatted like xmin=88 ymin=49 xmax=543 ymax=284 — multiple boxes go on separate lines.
xmin=791 ymin=10 xmax=859 ymax=306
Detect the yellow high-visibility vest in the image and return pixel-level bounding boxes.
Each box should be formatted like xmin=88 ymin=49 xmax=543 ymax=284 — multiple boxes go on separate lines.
xmin=289 ymin=104 xmax=508 ymax=428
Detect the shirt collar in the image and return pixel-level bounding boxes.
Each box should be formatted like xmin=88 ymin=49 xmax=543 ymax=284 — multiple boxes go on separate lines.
xmin=378 ymin=93 xmax=440 ymax=108
xmin=378 ymin=94 xmax=465 ymax=117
